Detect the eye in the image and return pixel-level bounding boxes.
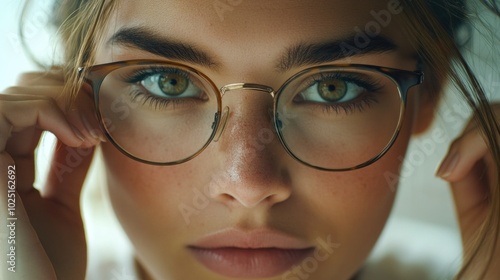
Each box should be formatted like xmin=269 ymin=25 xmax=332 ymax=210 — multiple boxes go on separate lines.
xmin=317 ymin=79 xmax=347 ymax=102
xmin=158 ymin=73 xmax=188 ymax=96
xmin=140 ymin=70 xmax=203 ymax=98
xmin=296 ymin=76 xmax=366 ymax=104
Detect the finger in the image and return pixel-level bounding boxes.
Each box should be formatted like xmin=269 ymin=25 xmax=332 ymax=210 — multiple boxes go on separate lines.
xmin=3 ymin=86 xmax=66 ymax=111
xmin=0 ymin=97 xmax=86 ymax=194
xmin=0 ymin=97 xmax=84 ymax=153
xmin=43 ymin=140 xmax=95 ymax=212
xmin=436 ymin=127 xmax=489 ymax=182
xmin=1 ymin=90 xmax=83 ymax=197
xmin=16 ymin=69 xmax=65 ymax=87
xmin=65 ymin=85 xmax=107 ymax=145
xmin=3 ymin=86 xmax=104 ymax=146
xmin=437 ymin=127 xmax=492 ymax=218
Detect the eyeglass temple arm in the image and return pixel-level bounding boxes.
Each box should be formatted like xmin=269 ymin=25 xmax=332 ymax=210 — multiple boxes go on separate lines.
xmin=387 ymin=69 xmax=424 ymax=99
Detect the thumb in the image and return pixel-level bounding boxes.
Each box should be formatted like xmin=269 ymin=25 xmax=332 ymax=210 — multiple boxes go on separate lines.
xmin=0 ymin=152 xmax=57 ymax=279
xmin=42 ymin=140 xmax=95 ymax=212
xmin=25 ymin=140 xmax=95 ymax=279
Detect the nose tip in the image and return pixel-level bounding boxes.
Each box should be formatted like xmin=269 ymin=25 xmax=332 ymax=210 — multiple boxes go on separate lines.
xmin=232 ymin=190 xmax=287 ymax=209
xmin=235 ymin=162 xmax=293 ymax=206
xmin=209 ymin=168 xmax=292 ymax=209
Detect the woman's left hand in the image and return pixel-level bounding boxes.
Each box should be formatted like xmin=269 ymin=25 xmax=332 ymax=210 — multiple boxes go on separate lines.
xmin=437 ymin=103 xmax=500 ymax=279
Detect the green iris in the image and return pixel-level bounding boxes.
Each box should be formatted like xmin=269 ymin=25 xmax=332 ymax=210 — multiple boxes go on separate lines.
xmin=158 ymin=73 xmax=188 ymax=96
xmin=317 ymin=79 xmax=347 ymax=102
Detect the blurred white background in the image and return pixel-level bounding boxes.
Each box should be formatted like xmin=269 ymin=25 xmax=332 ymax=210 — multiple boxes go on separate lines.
xmin=1 ymin=1 xmax=498 ymax=279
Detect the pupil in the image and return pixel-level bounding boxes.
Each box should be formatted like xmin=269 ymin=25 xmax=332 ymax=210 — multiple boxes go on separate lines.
xmin=159 ymin=74 xmax=188 ymax=96
xmin=318 ymin=79 xmax=347 ymax=102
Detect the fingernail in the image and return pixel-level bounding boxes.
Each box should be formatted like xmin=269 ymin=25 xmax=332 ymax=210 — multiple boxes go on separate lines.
xmin=89 ymin=126 xmax=107 ymax=143
xmin=71 ymin=125 xmax=86 ymax=142
xmin=82 ymin=115 xmax=100 ymax=141
xmin=437 ymin=152 xmax=460 ymax=178
xmin=95 ymin=128 xmax=107 ymax=142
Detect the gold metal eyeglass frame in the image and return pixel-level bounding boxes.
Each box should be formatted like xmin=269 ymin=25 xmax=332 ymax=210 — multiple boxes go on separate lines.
xmin=79 ymin=59 xmax=423 ymax=171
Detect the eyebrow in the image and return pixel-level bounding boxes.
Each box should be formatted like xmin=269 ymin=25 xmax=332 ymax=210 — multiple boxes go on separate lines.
xmin=277 ymin=36 xmax=398 ymax=71
xmin=109 ymin=26 xmax=398 ymax=72
xmin=109 ymin=26 xmax=218 ymax=68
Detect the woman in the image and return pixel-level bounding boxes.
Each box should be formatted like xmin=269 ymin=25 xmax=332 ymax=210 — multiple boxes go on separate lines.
xmin=1 ymin=0 xmax=499 ymax=279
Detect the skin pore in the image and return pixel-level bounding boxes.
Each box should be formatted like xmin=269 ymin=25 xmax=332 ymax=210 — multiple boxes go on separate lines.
xmin=92 ymin=1 xmax=434 ymax=279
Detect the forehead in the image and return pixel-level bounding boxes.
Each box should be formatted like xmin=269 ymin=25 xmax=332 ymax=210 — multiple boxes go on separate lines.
xmin=100 ymin=0 xmax=416 ymax=75
xmin=111 ymin=0 xmax=404 ymax=38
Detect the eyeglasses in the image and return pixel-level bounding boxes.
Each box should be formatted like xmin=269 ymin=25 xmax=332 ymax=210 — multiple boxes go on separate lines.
xmin=80 ymin=59 xmax=423 ymax=171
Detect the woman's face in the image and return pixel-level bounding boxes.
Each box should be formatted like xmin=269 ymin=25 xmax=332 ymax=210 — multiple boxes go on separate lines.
xmin=94 ymin=0 xmax=427 ymax=279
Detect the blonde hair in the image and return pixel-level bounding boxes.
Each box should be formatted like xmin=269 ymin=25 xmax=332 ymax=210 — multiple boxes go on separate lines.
xmin=22 ymin=0 xmax=500 ymax=278
xmin=21 ymin=0 xmax=117 ymax=105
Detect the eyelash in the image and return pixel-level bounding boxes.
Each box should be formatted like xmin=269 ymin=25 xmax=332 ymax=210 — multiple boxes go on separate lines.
xmin=123 ymin=67 xmax=200 ymax=110
xmin=121 ymin=67 xmax=384 ymax=114
xmin=128 ymin=90 xmax=190 ymax=110
xmin=315 ymin=94 xmax=379 ymax=115
xmin=124 ymin=66 xmax=191 ymax=83
xmin=299 ymin=73 xmax=384 ymax=115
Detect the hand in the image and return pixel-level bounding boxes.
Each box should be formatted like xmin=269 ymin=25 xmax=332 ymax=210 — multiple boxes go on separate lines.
xmin=0 ymin=69 xmax=104 ymax=280
xmin=437 ymin=103 xmax=500 ymax=279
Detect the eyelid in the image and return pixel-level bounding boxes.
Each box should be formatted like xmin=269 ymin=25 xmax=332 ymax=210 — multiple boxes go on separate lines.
xmin=124 ymin=66 xmax=191 ymax=83
xmin=294 ymin=72 xmax=381 ymax=96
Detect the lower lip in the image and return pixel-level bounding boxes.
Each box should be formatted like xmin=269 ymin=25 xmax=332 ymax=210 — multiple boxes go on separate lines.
xmin=189 ymin=247 xmax=315 ymax=278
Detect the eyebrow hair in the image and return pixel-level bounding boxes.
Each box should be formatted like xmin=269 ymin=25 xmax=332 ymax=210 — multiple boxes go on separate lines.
xmin=276 ymin=36 xmax=398 ymax=72
xmin=109 ymin=26 xmax=398 ymax=72
xmin=109 ymin=26 xmax=218 ymax=68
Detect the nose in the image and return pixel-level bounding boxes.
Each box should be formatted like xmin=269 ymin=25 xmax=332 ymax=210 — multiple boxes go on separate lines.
xmin=208 ymin=88 xmax=292 ymax=209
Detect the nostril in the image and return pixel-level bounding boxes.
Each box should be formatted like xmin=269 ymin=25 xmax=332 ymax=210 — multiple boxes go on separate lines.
xmin=214 ymin=106 xmax=230 ymax=142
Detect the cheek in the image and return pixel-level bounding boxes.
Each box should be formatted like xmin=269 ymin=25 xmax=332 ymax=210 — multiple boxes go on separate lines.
xmin=286 ymin=103 xmax=413 ymax=275
xmin=99 ymin=141 xmax=198 ymax=242
xmin=295 ymin=97 xmax=414 ymax=229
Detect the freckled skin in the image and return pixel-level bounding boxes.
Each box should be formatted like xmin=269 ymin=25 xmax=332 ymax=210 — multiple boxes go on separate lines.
xmin=96 ymin=1 xmax=432 ymax=279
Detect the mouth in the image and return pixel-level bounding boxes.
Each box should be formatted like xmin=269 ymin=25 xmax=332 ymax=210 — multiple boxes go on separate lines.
xmin=187 ymin=228 xmax=315 ymax=278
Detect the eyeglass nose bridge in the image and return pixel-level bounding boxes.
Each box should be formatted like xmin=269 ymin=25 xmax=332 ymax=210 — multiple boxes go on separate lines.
xmin=220 ymin=83 xmax=276 ymax=97
xmin=213 ymin=83 xmax=277 ymax=142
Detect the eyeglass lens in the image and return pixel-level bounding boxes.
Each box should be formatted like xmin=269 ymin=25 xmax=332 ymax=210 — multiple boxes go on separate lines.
xmin=96 ymin=63 xmax=403 ymax=169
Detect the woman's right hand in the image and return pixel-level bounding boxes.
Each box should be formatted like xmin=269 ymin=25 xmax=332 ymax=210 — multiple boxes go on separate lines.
xmin=0 ymin=69 xmax=104 ymax=280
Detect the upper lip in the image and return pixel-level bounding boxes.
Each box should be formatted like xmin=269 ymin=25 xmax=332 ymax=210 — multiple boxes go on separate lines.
xmin=188 ymin=228 xmax=313 ymax=249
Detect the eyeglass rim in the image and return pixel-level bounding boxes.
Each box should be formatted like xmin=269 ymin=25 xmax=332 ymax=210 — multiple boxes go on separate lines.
xmin=78 ymin=59 xmax=424 ymax=170
xmin=272 ymin=64 xmax=424 ymax=171
xmin=80 ymin=60 xmax=223 ymax=166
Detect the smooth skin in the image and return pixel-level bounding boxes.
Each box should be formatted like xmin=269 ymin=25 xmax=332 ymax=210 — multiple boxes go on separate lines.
xmin=1 ymin=0 xmax=499 ymax=279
